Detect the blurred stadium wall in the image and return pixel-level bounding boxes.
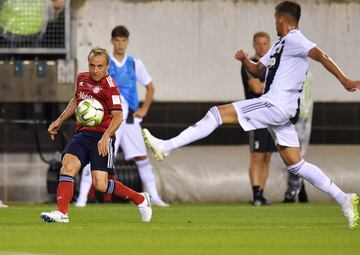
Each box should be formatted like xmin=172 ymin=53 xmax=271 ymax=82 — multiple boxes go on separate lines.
xmin=75 ymin=0 xmax=360 ymax=102
xmin=1 ymin=0 xmax=360 ymax=203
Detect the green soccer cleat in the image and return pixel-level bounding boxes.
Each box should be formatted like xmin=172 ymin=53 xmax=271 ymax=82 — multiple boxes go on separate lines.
xmin=341 ymin=193 xmax=359 ymax=229
xmin=142 ymin=129 xmax=169 ymax=161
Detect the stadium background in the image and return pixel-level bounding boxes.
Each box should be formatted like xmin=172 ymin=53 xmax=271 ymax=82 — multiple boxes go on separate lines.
xmin=0 ymin=0 xmax=360 ymax=204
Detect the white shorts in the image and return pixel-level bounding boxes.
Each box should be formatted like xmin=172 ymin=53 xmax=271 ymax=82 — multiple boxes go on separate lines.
xmin=114 ymin=117 xmax=147 ymax=160
xmin=232 ymin=98 xmax=300 ymax=147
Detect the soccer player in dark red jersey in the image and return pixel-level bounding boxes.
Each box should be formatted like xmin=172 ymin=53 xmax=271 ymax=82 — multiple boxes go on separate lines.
xmin=40 ymin=47 xmax=152 ymax=223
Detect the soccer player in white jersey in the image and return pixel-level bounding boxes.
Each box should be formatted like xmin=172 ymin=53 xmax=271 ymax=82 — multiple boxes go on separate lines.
xmin=143 ymin=1 xmax=360 ymax=228
xmin=76 ymin=26 xmax=168 ymax=207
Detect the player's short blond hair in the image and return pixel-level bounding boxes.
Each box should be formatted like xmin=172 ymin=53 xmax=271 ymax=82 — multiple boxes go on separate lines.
xmin=253 ymin=32 xmax=270 ymax=42
xmin=88 ymin=47 xmax=110 ymax=64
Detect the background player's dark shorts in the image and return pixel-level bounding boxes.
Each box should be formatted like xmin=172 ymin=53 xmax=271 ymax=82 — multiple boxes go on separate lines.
xmin=63 ymin=130 xmax=115 ymax=173
xmin=249 ymin=128 xmax=277 ymax=153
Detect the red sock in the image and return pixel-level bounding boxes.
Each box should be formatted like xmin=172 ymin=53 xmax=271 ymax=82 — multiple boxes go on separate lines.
xmin=88 ymin=185 xmax=96 ymax=201
xmin=103 ymin=174 xmax=115 ymax=202
xmin=111 ymin=180 xmax=144 ymax=205
xmin=57 ymin=175 xmax=74 ymax=214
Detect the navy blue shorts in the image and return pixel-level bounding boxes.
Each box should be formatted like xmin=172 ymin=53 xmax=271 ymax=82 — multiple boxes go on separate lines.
xmin=63 ymin=130 xmax=115 ymax=172
xmin=249 ymin=128 xmax=277 ymax=153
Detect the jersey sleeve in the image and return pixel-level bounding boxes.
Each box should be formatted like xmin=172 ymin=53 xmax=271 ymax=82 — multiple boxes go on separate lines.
xmin=134 ymin=58 xmax=152 ymax=86
xmin=289 ymin=31 xmax=316 ymax=57
xmin=104 ymin=80 xmax=122 ymax=111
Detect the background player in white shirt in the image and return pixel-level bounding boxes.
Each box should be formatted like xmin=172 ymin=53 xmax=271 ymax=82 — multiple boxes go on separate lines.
xmin=143 ymin=1 xmax=360 ymax=228
xmin=77 ymin=26 xmax=168 ymax=207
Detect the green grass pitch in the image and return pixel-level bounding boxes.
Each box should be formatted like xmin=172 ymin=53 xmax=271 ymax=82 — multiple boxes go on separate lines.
xmin=0 ymin=203 xmax=359 ymax=255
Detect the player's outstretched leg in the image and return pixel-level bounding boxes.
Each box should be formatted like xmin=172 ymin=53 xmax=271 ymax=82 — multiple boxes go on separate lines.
xmin=288 ymin=159 xmax=359 ymax=229
xmin=142 ymin=128 xmax=169 ymax=161
xmin=106 ymin=179 xmax=152 ymax=222
xmin=143 ymin=106 xmax=223 ymax=161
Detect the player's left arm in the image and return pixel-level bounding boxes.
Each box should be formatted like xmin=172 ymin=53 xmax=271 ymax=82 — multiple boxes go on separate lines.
xmin=98 ymin=110 xmax=123 ymax=156
xmin=308 ymin=47 xmax=360 ymax=91
xmin=133 ymin=82 xmax=154 ymax=118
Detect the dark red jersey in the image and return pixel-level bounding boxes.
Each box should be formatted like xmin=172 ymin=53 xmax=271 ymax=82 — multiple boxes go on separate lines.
xmin=75 ymin=72 xmax=122 ymax=133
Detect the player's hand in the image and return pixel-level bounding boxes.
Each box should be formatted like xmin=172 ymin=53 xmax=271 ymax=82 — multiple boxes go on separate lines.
xmin=133 ymin=107 xmax=147 ymax=118
xmin=98 ymin=134 xmax=110 ymax=157
xmin=48 ymin=119 xmax=62 ymax=140
xmin=343 ymin=79 xmax=360 ymax=92
xmin=234 ymin=50 xmax=248 ymax=62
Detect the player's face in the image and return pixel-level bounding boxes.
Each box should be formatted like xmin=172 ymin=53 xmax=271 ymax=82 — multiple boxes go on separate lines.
xmin=111 ymin=36 xmax=129 ymax=55
xmin=88 ymin=54 xmax=109 ymax=81
xmin=253 ymin=36 xmax=270 ymax=58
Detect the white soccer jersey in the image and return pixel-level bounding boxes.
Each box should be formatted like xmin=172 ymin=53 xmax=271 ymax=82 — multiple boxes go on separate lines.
xmin=259 ymin=29 xmax=316 ymax=119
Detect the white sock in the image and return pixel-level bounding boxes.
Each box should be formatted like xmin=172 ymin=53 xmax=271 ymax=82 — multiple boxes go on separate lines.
xmin=77 ymin=164 xmax=92 ymax=205
xmin=135 ymin=158 xmax=162 ymax=201
xmin=164 ymin=106 xmax=222 ymax=152
xmin=288 ymin=159 xmax=346 ymax=206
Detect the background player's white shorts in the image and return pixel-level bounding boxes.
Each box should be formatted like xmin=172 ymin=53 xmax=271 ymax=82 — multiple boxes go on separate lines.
xmin=232 ymin=98 xmax=300 ymax=147
xmin=114 ymin=118 xmax=147 ymax=160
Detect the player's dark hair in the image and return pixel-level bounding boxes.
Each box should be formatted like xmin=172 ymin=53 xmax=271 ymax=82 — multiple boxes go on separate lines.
xmin=111 ymin=25 xmax=130 ymax=38
xmin=253 ymin=31 xmax=270 ymax=42
xmin=88 ymin=47 xmax=110 ymax=64
xmin=275 ymin=1 xmax=301 ymax=22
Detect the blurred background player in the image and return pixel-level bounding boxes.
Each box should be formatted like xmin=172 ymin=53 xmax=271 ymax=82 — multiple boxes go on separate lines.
xmin=238 ymin=31 xmax=274 ymax=206
xmin=40 ymin=47 xmax=152 ymax=223
xmin=283 ymin=74 xmax=312 ymax=203
xmin=76 ymin=25 xmax=168 ymax=207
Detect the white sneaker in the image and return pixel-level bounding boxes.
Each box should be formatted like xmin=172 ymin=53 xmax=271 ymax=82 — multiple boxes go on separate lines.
xmin=341 ymin=193 xmax=359 ymax=229
xmin=40 ymin=210 xmax=69 ymax=223
xmin=75 ymin=201 xmax=86 ymax=208
xmin=0 ymin=200 xmax=8 ymax=208
xmin=137 ymin=192 xmax=152 ymax=222
xmin=142 ymin=129 xmax=169 ymax=161
xmin=152 ymin=198 xmax=170 ymax=207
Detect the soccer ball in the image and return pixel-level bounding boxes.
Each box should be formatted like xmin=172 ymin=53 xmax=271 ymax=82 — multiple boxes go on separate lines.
xmin=75 ymin=98 xmax=104 ymax=127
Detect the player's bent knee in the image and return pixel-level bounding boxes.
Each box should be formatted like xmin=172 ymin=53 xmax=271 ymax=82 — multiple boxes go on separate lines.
xmin=92 ymin=175 xmax=108 ymax=192
xmin=60 ymin=154 xmax=81 ymax=176
xmin=217 ymin=104 xmax=237 ymax=124
xmin=93 ymin=181 xmax=107 ymax=193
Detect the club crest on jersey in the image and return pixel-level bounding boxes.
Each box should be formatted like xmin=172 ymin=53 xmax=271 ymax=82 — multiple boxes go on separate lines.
xmin=79 ymin=81 xmax=84 ymax=86
xmin=93 ymin=85 xmax=102 ymax=94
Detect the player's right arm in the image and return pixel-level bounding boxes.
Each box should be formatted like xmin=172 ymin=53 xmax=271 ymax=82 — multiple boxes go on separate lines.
xmin=308 ymin=47 xmax=360 ymax=92
xmin=48 ymin=83 xmax=77 ymax=140
xmin=235 ymin=50 xmax=266 ymax=80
